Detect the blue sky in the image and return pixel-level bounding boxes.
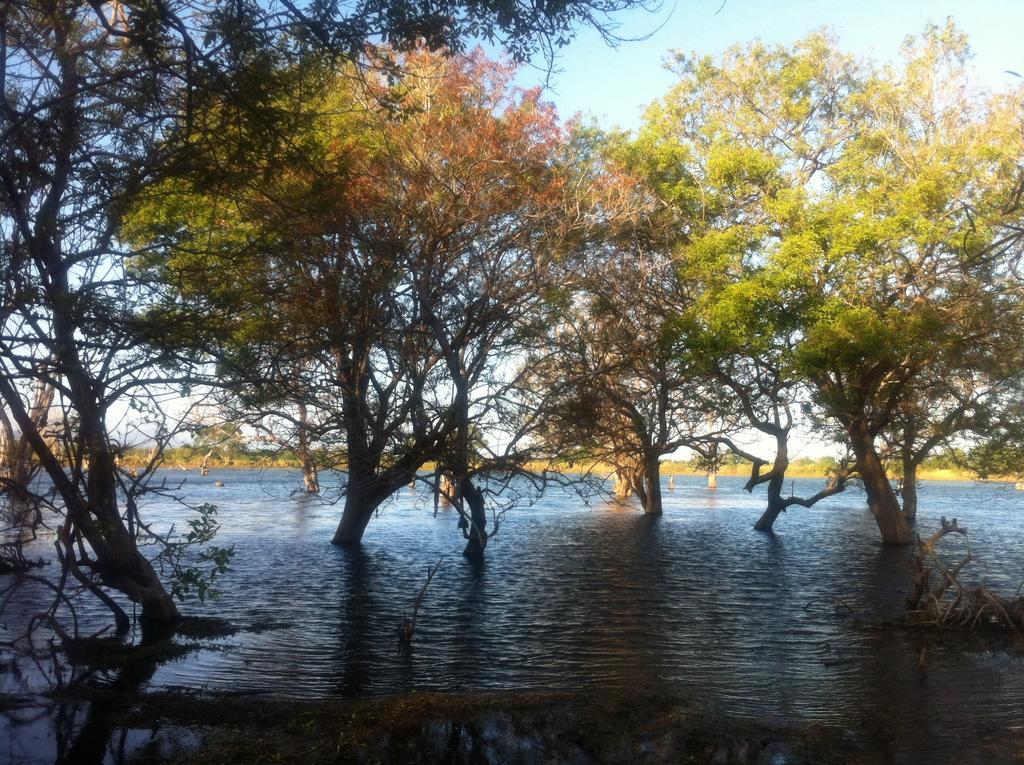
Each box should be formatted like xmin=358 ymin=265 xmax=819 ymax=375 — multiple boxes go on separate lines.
xmin=518 ymin=0 xmax=1024 ymax=130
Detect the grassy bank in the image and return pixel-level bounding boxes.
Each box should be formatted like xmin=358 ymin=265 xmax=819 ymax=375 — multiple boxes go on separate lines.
xmin=659 ymin=462 xmax=1011 ymax=482
xmin=123 ymin=450 xmax=1018 ymax=484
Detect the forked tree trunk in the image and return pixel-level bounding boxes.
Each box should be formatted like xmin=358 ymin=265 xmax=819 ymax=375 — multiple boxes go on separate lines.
xmin=332 ymin=462 xmax=418 ymax=545
xmin=331 ymin=372 xmax=432 ymax=545
xmin=753 ymin=472 xmax=786 ymax=532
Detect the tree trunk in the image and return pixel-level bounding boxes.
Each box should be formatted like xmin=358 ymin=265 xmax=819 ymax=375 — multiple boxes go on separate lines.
xmin=753 ymin=472 xmax=786 ymax=532
xmin=137 ymin=579 xmax=182 ymax=634
xmin=707 ymin=470 xmax=718 ymax=489
xmin=641 ymin=454 xmax=663 ymax=515
xmin=901 ymin=458 xmax=918 ymax=525
xmin=0 ymin=333 xmax=183 ymax=630
xmin=300 ymin=453 xmax=320 ymax=494
xmin=461 ymin=477 xmax=487 ymax=559
xmin=855 ymin=439 xmax=912 ymax=544
xmin=612 ymin=467 xmax=632 ymax=498
xmin=84 ymin=446 xmax=182 ymax=629
xmin=0 ymin=37 xmax=182 ymax=632
xmin=3 ymin=386 xmax=183 ymax=629
xmin=296 ymin=402 xmax=319 ymax=493
xmin=332 ymin=471 xmax=388 ymax=544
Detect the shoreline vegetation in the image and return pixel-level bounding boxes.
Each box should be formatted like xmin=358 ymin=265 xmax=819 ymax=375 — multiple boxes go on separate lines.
xmin=31 ymin=683 xmax=1024 ymax=764
xmin=131 ymin=449 xmax=1016 ymax=484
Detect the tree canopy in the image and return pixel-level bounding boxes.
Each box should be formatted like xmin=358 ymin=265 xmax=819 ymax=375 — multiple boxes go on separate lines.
xmin=3 ymin=11 xmax=1024 ymax=641
xmin=618 ymin=22 xmax=1024 ymax=541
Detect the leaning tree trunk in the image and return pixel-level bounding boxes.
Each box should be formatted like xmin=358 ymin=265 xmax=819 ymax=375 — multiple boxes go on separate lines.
xmin=855 ymin=440 xmax=912 ymax=544
xmin=332 ymin=463 xmax=424 ymax=545
xmin=78 ymin=409 xmax=181 ymax=630
xmin=461 ymin=477 xmax=488 ymax=559
xmin=332 ymin=467 xmax=391 ymax=544
xmin=333 ymin=376 xmax=386 ymax=544
xmin=15 ymin=290 xmax=182 ymax=629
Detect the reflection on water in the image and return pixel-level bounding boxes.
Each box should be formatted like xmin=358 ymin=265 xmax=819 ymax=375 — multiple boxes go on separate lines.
xmin=2 ymin=470 xmax=1023 ymax=762
xmin=0 ymin=635 xmax=199 ymax=765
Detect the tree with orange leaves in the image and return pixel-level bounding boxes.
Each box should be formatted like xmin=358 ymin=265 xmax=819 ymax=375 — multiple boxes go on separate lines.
xmin=129 ymin=48 xmax=592 ymax=556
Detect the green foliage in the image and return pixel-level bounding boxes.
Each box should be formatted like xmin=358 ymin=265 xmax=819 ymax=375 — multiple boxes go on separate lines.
xmin=624 ymin=22 xmax=1024 ymax=471
xmin=155 ymin=504 xmax=235 ymax=603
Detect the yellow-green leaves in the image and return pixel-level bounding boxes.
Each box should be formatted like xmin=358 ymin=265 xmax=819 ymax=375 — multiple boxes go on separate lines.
xmin=627 ymin=22 xmax=1024 ymax=452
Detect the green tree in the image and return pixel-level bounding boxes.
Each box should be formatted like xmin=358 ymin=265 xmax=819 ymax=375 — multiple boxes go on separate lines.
xmin=636 ymin=24 xmax=1024 ymax=543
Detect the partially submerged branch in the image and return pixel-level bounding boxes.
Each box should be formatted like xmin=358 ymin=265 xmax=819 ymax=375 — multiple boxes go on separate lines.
xmin=399 ymin=557 xmax=443 ymax=646
xmin=909 ymin=517 xmax=1024 ymax=631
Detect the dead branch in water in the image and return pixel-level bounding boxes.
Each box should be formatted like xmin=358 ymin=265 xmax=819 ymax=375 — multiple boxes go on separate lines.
xmin=399 ymin=558 xmax=443 ymax=647
xmin=908 ymin=516 xmax=1024 ymax=631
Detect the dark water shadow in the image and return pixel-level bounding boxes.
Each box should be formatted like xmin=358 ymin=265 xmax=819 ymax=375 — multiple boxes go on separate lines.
xmin=333 ymin=545 xmax=379 ymax=696
xmin=1 ymin=632 xmax=201 ymax=765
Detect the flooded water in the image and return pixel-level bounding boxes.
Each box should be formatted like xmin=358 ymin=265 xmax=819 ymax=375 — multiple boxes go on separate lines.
xmin=2 ymin=469 xmax=1023 ymax=762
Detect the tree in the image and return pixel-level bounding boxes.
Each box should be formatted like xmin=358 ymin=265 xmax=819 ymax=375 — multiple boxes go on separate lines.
xmin=792 ymin=25 xmax=1024 ymax=542
xmin=128 ymin=49 xmax=587 ymax=555
xmin=636 ymin=24 xmax=1024 ymax=543
xmin=1 ymin=0 xmax=659 ymax=631
xmin=679 ymin=233 xmax=860 ymax=532
xmin=539 ymin=205 xmax=719 ymax=515
xmin=0 ymin=0 xmax=194 ymax=629
xmin=612 ymin=35 xmax=859 ymax=528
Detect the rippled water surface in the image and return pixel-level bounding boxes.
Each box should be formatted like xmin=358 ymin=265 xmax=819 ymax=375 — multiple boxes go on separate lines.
xmin=3 ymin=469 xmax=1024 ymax=760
